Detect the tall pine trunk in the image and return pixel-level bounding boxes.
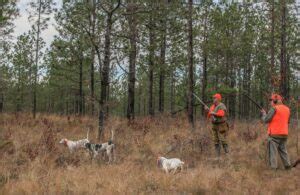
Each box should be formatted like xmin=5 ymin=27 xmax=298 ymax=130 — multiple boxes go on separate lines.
xmin=187 ymin=0 xmax=194 ymax=128
xmin=90 ymin=48 xmax=95 ymax=115
xmin=89 ymin=0 xmax=96 ymax=115
xmin=201 ymin=6 xmax=208 ymax=116
xmin=0 ymin=94 xmax=3 ymax=112
xmin=98 ymin=0 xmax=120 ymax=140
xmin=270 ymin=0 xmax=276 ymax=90
xmin=159 ymin=9 xmax=167 ymax=113
xmin=99 ymin=14 xmax=112 ymax=141
xmin=159 ymin=32 xmax=166 ymax=113
xmin=137 ymin=85 xmax=141 ymax=116
xmin=148 ymin=14 xmax=155 ymax=116
xmin=79 ymin=56 xmax=83 ymax=115
xmin=33 ymin=0 xmax=42 ymax=118
xmin=126 ymin=2 xmax=137 ymax=121
xmin=280 ymin=0 xmax=288 ymax=99
xmin=170 ymin=69 xmax=175 ymax=117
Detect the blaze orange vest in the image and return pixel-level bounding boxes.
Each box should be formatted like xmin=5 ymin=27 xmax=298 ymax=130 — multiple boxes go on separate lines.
xmin=268 ymin=104 xmax=290 ymax=136
xmin=207 ymin=103 xmax=226 ymax=123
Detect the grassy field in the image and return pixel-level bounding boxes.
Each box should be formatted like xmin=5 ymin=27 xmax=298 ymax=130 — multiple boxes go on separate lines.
xmin=0 ymin=113 xmax=299 ymax=194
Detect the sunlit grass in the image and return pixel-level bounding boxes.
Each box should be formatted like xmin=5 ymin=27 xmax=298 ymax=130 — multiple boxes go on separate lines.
xmin=0 ymin=113 xmax=299 ymax=194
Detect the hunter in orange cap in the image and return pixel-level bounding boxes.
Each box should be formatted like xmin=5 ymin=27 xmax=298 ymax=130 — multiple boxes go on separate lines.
xmin=270 ymin=93 xmax=283 ymax=101
xmin=261 ymin=93 xmax=291 ymax=170
xmin=213 ymin=93 xmax=222 ymax=101
xmin=205 ymin=93 xmax=229 ymax=157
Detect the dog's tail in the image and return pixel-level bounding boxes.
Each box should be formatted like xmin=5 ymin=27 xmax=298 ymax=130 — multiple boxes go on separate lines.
xmin=86 ymin=128 xmax=90 ymax=140
xmin=111 ymin=129 xmax=114 ymax=142
xmin=108 ymin=130 xmax=114 ymax=145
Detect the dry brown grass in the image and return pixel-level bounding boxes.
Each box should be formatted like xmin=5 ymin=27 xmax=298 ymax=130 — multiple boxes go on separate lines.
xmin=0 ymin=113 xmax=299 ymax=194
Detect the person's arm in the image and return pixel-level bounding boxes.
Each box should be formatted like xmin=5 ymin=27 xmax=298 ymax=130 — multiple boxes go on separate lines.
xmin=210 ymin=103 xmax=226 ymax=117
xmin=211 ymin=109 xmax=225 ymax=117
xmin=207 ymin=106 xmax=214 ymax=118
xmin=261 ymin=107 xmax=276 ymax=123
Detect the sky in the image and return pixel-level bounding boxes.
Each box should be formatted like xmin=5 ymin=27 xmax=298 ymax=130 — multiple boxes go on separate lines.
xmin=10 ymin=0 xmax=226 ymax=48
xmin=12 ymin=0 xmax=62 ymax=48
xmin=11 ymin=0 xmax=300 ymax=50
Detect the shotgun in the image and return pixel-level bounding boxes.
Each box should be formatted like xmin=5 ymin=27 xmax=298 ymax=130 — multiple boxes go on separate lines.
xmin=192 ymin=93 xmax=217 ymax=122
xmin=242 ymin=91 xmax=264 ymax=110
xmin=192 ymin=93 xmax=209 ymax=110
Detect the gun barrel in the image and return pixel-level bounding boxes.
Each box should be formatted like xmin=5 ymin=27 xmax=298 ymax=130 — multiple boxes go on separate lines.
xmin=192 ymin=93 xmax=209 ymax=108
xmin=243 ymin=92 xmax=263 ymax=110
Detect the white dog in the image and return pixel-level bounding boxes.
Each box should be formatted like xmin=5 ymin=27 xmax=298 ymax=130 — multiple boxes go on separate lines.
xmin=157 ymin=156 xmax=184 ymax=174
xmin=59 ymin=130 xmax=89 ymax=153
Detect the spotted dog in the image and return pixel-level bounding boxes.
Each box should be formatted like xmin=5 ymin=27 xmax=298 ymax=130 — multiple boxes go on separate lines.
xmin=85 ymin=130 xmax=115 ymax=163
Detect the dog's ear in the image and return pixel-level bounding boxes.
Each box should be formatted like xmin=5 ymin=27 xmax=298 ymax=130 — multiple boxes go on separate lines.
xmin=85 ymin=143 xmax=90 ymax=148
xmin=156 ymin=156 xmax=162 ymax=164
xmin=157 ymin=158 xmax=162 ymax=167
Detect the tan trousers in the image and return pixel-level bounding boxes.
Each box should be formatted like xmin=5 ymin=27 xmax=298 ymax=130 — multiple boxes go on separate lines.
xmin=267 ymin=136 xmax=291 ymax=169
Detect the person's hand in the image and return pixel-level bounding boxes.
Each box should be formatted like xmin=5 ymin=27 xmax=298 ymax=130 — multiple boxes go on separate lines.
xmin=261 ymin=109 xmax=266 ymax=115
xmin=204 ymin=106 xmax=209 ymax=111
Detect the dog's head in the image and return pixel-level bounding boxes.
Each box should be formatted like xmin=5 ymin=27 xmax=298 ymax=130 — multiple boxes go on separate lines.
xmin=85 ymin=142 xmax=92 ymax=150
xmin=157 ymin=156 xmax=164 ymax=167
xmin=59 ymin=139 xmax=68 ymax=146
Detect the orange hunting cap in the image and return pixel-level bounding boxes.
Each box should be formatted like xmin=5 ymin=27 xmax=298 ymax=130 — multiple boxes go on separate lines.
xmin=213 ymin=93 xmax=222 ymax=101
xmin=270 ymin=93 xmax=283 ymax=101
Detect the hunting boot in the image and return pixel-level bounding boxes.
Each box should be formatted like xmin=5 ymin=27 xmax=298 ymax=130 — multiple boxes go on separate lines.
xmin=223 ymin=144 xmax=229 ymax=154
xmin=215 ymin=144 xmax=221 ymax=157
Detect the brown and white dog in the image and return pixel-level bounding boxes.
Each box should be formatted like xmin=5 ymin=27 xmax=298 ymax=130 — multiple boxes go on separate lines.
xmin=157 ymin=156 xmax=184 ymax=174
xmin=59 ymin=130 xmax=89 ymax=153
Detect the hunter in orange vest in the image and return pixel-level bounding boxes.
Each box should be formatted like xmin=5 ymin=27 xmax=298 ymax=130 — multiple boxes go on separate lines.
xmin=206 ymin=93 xmax=229 ymax=157
xmin=261 ymin=93 xmax=291 ymax=170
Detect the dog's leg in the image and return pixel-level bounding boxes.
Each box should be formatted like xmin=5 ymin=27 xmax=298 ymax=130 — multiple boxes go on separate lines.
xmin=68 ymin=145 xmax=73 ymax=153
xmin=101 ymin=151 xmax=106 ymax=161
xmin=87 ymin=150 xmax=93 ymax=163
xmin=93 ymin=152 xmax=98 ymax=159
xmin=172 ymin=168 xmax=178 ymax=174
xmin=180 ymin=164 xmax=184 ymax=172
xmin=89 ymin=152 xmax=94 ymax=161
xmin=164 ymin=168 xmax=169 ymax=174
xmin=107 ymin=149 xmax=112 ymax=164
xmin=112 ymin=146 xmax=116 ymax=163
xmin=88 ymin=152 xmax=91 ymax=160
